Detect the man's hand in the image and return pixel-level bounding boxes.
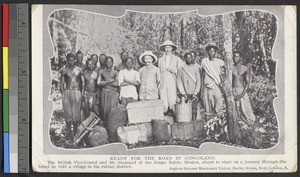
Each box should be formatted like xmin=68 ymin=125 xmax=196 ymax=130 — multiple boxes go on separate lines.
xmin=124 ymin=79 xmax=130 ymax=83
xmin=234 ymin=95 xmax=242 ymax=101
xmin=192 ymin=94 xmax=198 ymax=101
xmin=82 ymin=99 xmax=85 ymax=109
xmin=184 ymin=94 xmax=188 ymax=103
xmin=86 ymin=127 xmax=93 ymax=131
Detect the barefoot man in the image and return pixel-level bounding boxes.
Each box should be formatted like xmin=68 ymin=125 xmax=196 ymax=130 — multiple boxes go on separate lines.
xmin=200 ymin=43 xmax=225 ymax=119
xmin=177 ymin=52 xmax=201 ymax=120
xmin=82 ymin=59 xmax=100 ymax=119
xmin=97 ymin=57 xmax=119 ymax=121
xmin=232 ymin=51 xmax=256 ymax=126
xmin=61 ymin=53 xmax=85 ymax=140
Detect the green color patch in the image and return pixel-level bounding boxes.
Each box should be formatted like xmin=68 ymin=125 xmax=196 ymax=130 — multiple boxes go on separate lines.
xmin=3 ymin=89 xmax=9 ymax=132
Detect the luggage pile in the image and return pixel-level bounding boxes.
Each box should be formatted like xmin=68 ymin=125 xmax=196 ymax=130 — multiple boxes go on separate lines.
xmin=74 ymin=99 xmax=205 ymax=147
xmin=171 ymin=100 xmax=204 ymax=141
xmin=117 ymin=100 xmax=168 ymax=144
xmin=117 ymin=99 xmax=204 ymax=145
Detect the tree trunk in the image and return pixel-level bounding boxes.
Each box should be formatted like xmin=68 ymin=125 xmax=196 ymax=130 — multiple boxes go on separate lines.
xmin=221 ymin=14 xmax=240 ymax=143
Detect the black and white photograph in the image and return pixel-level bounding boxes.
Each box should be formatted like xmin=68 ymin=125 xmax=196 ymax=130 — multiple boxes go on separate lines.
xmin=48 ymin=8 xmax=278 ymax=149
xmin=31 ymin=4 xmax=296 ymax=173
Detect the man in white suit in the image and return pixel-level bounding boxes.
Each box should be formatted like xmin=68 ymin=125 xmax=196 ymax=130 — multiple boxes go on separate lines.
xmin=158 ymin=40 xmax=184 ymax=115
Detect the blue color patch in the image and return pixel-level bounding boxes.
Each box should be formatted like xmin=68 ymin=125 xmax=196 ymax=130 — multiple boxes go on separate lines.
xmin=4 ymin=132 xmax=10 ymax=173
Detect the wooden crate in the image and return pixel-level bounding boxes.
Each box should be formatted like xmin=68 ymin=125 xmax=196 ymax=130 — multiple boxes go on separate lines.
xmin=171 ymin=120 xmax=204 ymax=140
xmin=127 ymin=100 xmax=164 ymax=124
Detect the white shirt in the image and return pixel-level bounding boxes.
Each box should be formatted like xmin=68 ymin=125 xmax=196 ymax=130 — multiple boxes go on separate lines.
xmin=118 ymin=69 xmax=140 ymax=99
xmin=165 ymin=55 xmax=171 ymax=68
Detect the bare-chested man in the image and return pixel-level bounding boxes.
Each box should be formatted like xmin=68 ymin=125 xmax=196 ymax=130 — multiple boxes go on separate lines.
xmin=232 ymin=51 xmax=256 ymax=126
xmin=97 ymin=57 xmax=119 ymax=121
xmin=83 ymin=59 xmax=100 ymax=120
xmin=61 ymin=53 xmax=85 ymax=140
xmin=96 ymin=54 xmax=107 ymax=108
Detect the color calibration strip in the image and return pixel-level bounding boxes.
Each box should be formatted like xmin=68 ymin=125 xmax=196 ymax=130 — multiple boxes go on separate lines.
xmin=2 ymin=3 xmax=29 ymax=173
xmin=9 ymin=4 xmax=19 ymax=173
xmin=3 ymin=3 xmax=10 ymax=173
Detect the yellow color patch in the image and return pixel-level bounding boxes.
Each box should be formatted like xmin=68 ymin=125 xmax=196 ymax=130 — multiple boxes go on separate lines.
xmin=3 ymin=47 xmax=9 ymax=89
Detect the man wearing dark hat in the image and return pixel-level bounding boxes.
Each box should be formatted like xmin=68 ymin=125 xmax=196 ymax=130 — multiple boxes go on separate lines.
xmin=200 ymin=43 xmax=225 ymax=119
xmin=232 ymin=51 xmax=255 ymax=126
xmin=138 ymin=51 xmax=160 ymax=100
xmin=158 ymin=40 xmax=184 ymax=115
xmin=60 ymin=53 xmax=85 ymax=139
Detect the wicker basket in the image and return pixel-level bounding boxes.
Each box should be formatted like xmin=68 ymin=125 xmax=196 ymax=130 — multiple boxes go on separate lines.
xmin=175 ymin=101 xmax=192 ymax=123
xmin=126 ymin=100 xmax=164 ymax=124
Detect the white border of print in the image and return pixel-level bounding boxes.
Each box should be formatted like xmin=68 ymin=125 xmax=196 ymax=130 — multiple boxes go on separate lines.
xmin=45 ymin=7 xmax=280 ymax=152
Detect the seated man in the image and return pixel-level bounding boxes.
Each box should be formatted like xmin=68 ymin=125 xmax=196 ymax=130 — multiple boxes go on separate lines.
xmin=177 ymin=52 xmax=201 ymax=120
xmin=118 ymin=57 xmax=140 ymax=107
xmin=138 ymin=51 xmax=160 ymax=100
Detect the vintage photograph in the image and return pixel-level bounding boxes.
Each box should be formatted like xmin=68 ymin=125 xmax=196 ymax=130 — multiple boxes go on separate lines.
xmin=47 ymin=8 xmax=279 ymax=150
xmin=32 ymin=4 xmax=297 ymax=173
